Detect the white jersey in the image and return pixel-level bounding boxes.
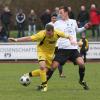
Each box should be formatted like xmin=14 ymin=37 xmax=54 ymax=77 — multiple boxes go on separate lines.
xmin=54 ymin=19 xmax=85 ymax=49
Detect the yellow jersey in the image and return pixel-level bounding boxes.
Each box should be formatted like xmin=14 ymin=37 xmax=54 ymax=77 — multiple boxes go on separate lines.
xmin=31 ymin=29 xmax=69 ymax=54
xmin=31 ymin=29 xmax=69 ymax=67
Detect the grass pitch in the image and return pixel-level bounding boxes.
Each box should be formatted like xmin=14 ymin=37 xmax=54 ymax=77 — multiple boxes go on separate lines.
xmin=0 ymin=63 xmax=100 ymax=100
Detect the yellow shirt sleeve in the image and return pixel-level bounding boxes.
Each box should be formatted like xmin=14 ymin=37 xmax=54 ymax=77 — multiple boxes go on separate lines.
xmin=30 ymin=30 xmax=45 ymax=42
xmin=55 ymin=29 xmax=70 ymax=38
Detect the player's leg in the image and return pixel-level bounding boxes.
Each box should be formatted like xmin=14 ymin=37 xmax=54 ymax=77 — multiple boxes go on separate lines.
xmin=76 ymin=57 xmax=85 ymax=82
xmin=70 ymin=49 xmax=89 ymax=90
xmin=76 ymin=57 xmax=89 ymax=90
xmin=47 ymin=60 xmax=60 ymax=81
xmin=36 ymin=52 xmax=47 ymax=91
xmin=54 ymin=47 xmax=65 ymax=77
xmin=38 ymin=61 xmax=47 ymax=92
xmin=37 ymin=55 xmax=54 ymax=91
xmin=24 ymin=52 xmax=48 ymax=91
xmin=58 ymin=65 xmax=66 ymax=78
xmin=84 ymin=52 xmax=86 ymax=62
xmin=26 ymin=60 xmax=47 ymax=92
xmin=47 ymin=49 xmax=67 ymax=81
xmin=36 ymin=52 xmax=55 ymax=91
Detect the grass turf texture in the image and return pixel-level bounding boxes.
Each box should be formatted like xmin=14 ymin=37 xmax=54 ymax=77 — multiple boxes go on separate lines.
xmin=0 ymin=63 xmax=100 ymax=100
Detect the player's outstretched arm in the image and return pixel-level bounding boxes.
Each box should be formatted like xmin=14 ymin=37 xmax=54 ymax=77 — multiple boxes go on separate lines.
xmin=8 ymin=36 xmax=32 ymax=42
xmin=76 ymin=22 xmax=92 ymax=33
xmin=8 ymin=38 xmax=17 ymax=42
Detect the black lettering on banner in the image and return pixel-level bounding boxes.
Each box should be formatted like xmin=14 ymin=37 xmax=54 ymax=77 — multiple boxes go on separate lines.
xmin=4 ymin=53 xmax=11 ymax=58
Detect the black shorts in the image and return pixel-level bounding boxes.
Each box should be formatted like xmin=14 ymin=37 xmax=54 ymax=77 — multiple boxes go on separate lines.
xmin=53 ymin=49 xmax=81 ymax=65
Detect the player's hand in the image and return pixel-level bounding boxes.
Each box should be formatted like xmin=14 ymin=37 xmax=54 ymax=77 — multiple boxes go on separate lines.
xmin=69 ymin=36 xmax=77 ymax=45
xmin=8 ymin=38 xmax=17 ymax=42
xmin=77 ymin=41 xmax=83 ymax=47
xmin=84 ymin=22 xmax=92 ymax=29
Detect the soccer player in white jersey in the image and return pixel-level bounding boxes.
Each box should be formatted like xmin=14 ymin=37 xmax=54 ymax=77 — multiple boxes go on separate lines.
xmin=47 ymin=6 xmax=91 ymax=90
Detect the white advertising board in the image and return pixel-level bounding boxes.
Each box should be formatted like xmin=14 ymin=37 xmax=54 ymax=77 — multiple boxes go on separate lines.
xmin=87 ymin=42 xmax=100 ymax=59
xmin=0 ymin=42 xmax=38 ymax=60
xmin=0 ymin=42 xmax=100 ymax=60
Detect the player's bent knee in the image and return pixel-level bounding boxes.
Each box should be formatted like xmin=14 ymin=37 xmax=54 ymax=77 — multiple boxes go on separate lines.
xmin=40 ymin=66 xmax=46 ymax=70
xmin=51 ymin=61 xmax=59 ymax=69
xmin=79 ymin=61 xmax=84 ymax=65
xmin=76 ymin=57 xmax=84 ymax=65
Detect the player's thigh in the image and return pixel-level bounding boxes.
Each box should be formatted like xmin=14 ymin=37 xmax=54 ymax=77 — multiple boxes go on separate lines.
xmin=45 ymin=58 xmax=52 ymax=69
xmin=69 ymin=49 xmax=82 ymax=65
xmin=51 ymin=60 xmax=60 ymax=69
xmin=38 ymin=52 xmax=53 ymax=69
xmin=53 ymin=50 xmax=68 ymax=65
xmin=38 ymin=60 xmax=51 ymax=72
xmin=76 ymin=57 xmax=84 ymax=65
xmin=45 ymin=53 xmax=54 ymax=69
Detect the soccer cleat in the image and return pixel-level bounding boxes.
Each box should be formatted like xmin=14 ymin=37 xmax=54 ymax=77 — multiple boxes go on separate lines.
xmin=41 ymin=85 xmax=47 ymax=92
xmin=79 ymin=81 xmax=89 ymax=90
xmin=37 ymin=84 xmax=47 ymax=92
xmin=37 ymin=85 xmax=43 ymax=90
xmin=60 ymin=74 xmax=66 ymax=78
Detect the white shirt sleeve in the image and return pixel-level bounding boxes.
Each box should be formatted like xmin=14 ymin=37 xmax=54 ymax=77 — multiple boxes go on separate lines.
xmin=75 ymin=20 xmax=86 ymax=33
xmin=54 ymin=21 xmax=59 ymax=29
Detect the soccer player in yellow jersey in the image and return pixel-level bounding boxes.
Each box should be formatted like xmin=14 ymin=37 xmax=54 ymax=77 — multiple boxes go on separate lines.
xmin=9 ymin=24 xmax=75 ymax=92
xmin=79 ymin=35 xmax=89 ymax=62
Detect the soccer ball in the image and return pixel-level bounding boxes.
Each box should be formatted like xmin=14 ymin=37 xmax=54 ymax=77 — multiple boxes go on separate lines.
xmin=20 ymin=75 xmax=31 ymax=86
